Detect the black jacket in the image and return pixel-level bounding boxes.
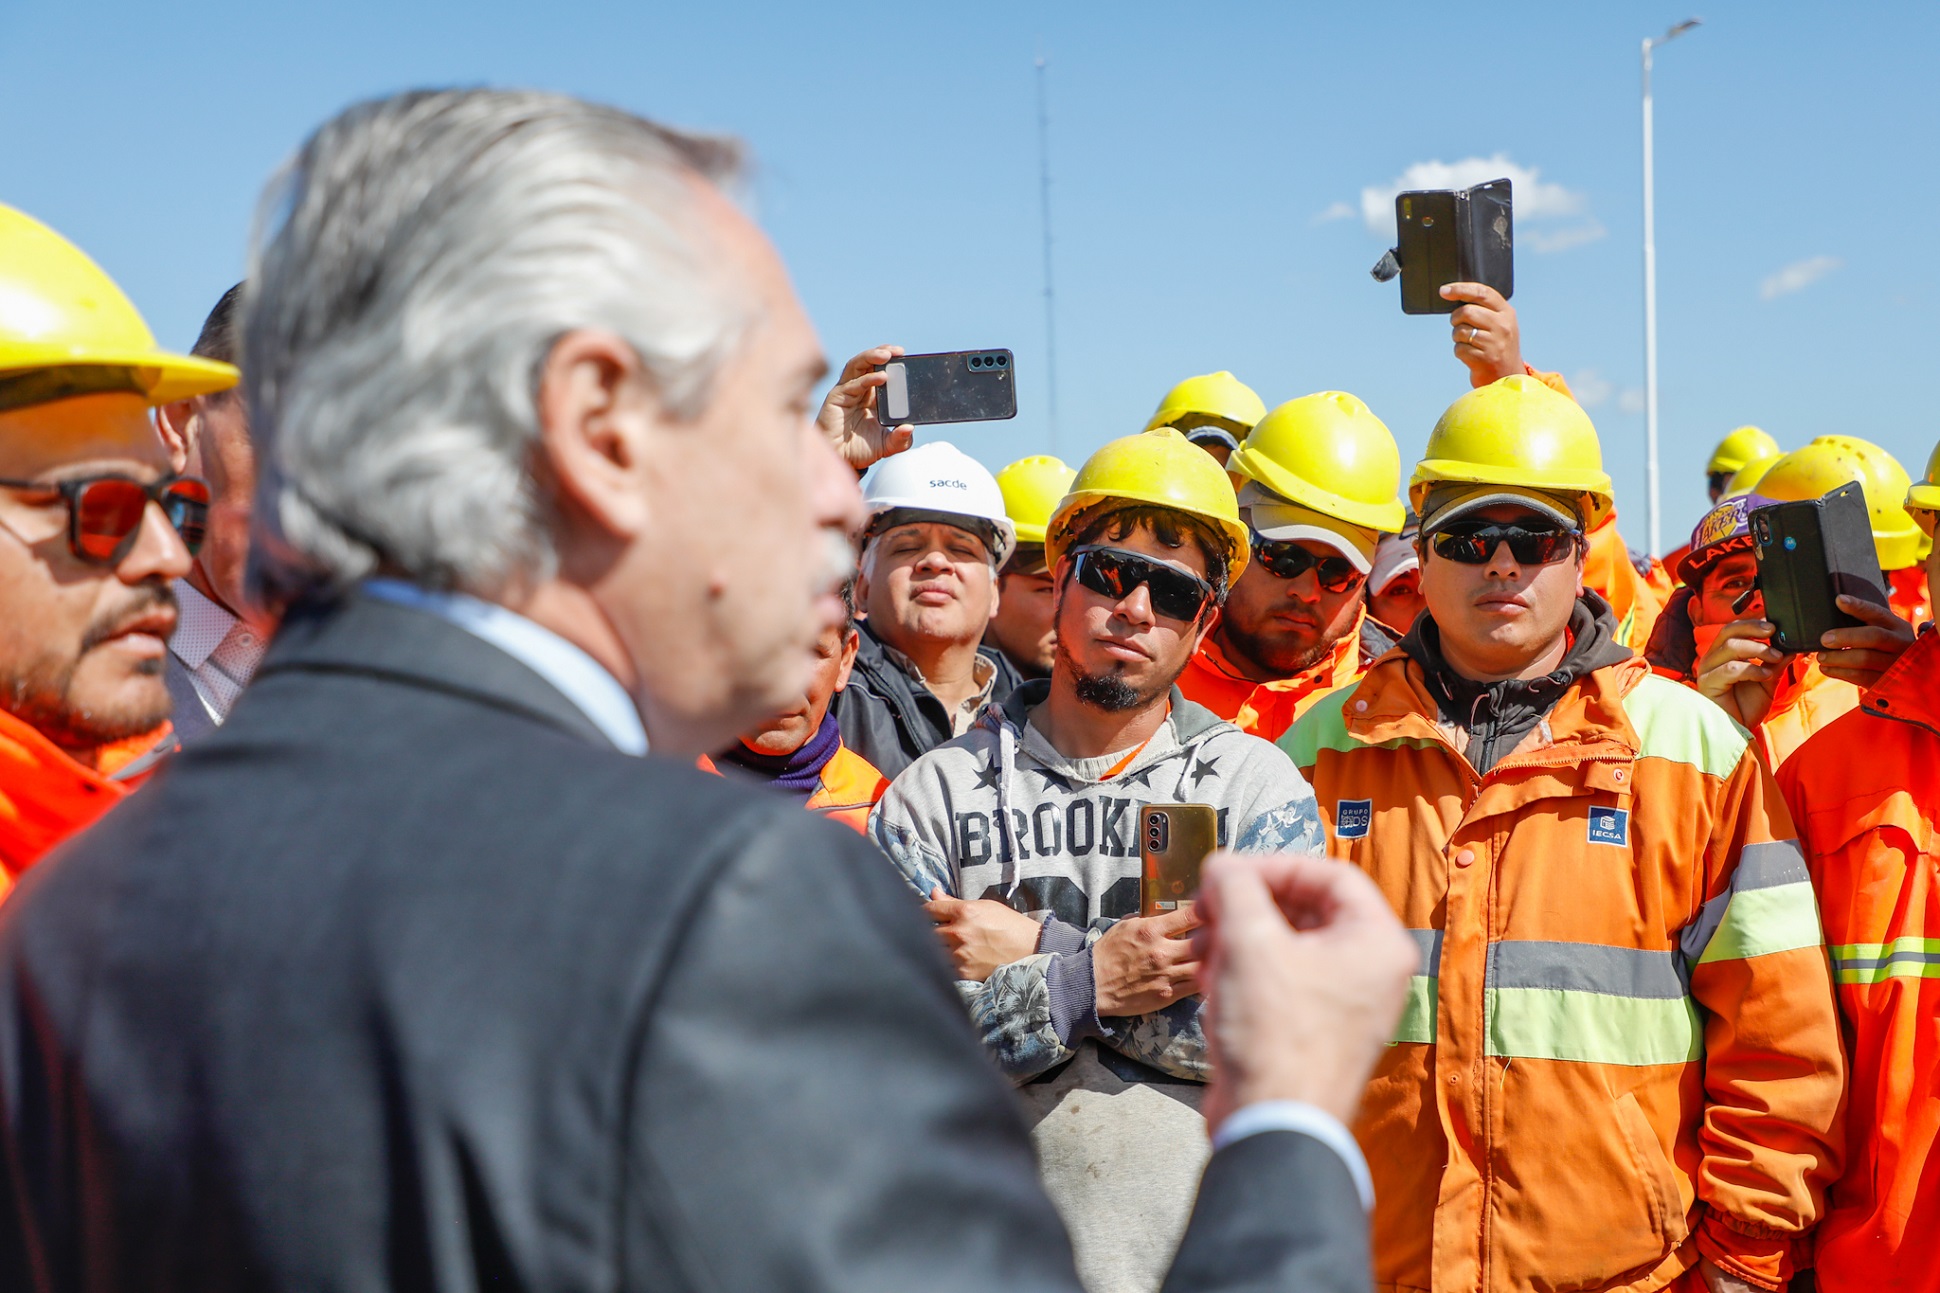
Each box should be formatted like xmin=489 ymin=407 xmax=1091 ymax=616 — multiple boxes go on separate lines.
xmin=0 ymin=590 xmax=1370 ymax=1293
xmin=835 ymin=618 xmax=1020 ymax=781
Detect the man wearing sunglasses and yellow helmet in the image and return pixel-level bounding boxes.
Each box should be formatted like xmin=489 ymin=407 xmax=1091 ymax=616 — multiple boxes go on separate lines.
xmin=1178 ymin=390 xmax=1409 ymax=743
xmin=1282 ymin=375 xmax=1844 ymax=1293
xmin=0 ymin=204 xmax=235 ymax=889
xmin=871 ymin=427 xmax=1327 ymax=1293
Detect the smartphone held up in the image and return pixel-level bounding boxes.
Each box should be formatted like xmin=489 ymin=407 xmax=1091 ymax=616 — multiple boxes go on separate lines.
xmin=1370 ymin=178 xmax=1514 ymax=314
xmin=875 ymin=349 xmax=1019 ymax=428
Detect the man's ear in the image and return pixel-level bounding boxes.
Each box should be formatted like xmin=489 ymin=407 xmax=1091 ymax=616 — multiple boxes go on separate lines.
xmin=535 ymin=329 xmax=655 ymax=539
xmin=834 ymin=626 xmax=861 ymax=692
xmin=156 ymin=399 xmax=196 ymax=474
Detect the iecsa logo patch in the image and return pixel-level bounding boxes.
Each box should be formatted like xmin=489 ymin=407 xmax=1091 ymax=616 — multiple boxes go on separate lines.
xmin=1336 ymin=799 xmax=1373 ymax=840
xmin=1588 ymin=805 xmax=1629 ymax=847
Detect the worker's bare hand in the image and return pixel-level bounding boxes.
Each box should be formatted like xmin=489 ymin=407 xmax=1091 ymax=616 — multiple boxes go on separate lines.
xmin=924 ymin=890 xmax=1042 ymax=982
xmin=1695 ymin=619 xmax=1787 ymax=727
xmin=818 ymin=344 xmax=914 ymax=471
xmin=1093 ymin=906 xmax=1202 ymax=1017
xmin=1818 ymin=594 xmax=1917 ymax=689
xmin=1698 ymin=1258 xmax=1760 ymax=1293
xmin=1193 ymin=851 xmax=1416 ymax=1132
xmin=1443 ymin=283 xmax=1523 ymax=387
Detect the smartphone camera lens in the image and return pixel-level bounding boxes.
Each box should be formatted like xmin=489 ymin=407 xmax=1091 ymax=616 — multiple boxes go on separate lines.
xmin=995 ymin=354 xmax=1008 ymax=367
xmin=968 ymin=356 xmax=983 ymax=370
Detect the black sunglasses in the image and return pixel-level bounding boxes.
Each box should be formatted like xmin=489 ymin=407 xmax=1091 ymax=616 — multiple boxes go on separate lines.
xmin=1429 ymin=521 xmax=1581 ymax=567
xmin=1069 ymin=545 xmax=1215 ymax=622
xmin=0 ymin=473 xmax=210 ymax=565
xmin=1250 ymin=534 xmax=1364 ymax=593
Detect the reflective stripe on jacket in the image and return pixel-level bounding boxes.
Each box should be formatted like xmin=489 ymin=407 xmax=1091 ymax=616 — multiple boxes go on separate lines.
xmin=1177 ymin=606 xmax=1373 ymax=743
xmin=1281 ymin=647 xmax=1844 ymax=1293
xmin=1778 ymin=629 xmax=1940 ymax=1293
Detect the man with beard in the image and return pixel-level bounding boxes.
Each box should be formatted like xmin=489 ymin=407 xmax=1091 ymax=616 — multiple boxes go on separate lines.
xmin=0 ymin=204 xmax=236 ymax=886
xmin=872 ymin=428 xmax=1326 ymax=1293
xmin=1178 ymin=391 xmax=1408 ymax=742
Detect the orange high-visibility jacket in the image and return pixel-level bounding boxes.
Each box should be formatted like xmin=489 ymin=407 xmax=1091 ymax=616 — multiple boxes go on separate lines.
xmin=1888 ymin=566 xmax=1931 ymax=627
xmin=1281 ymin=650 xmax=1845 ymax=1293
xmin=804 ymin=744 xmax=891 ymax=833
xmin=1755 ymin=656 xmax=1860 ymax=776
xmin=695 ymin=742 xmax=888 ymax=835
xmin=1778 ymin=630 xmax=1940 ymax=1293
xmin=1178 ymin=606 xmax=1370 ymax=743
xmin=0 ymin=710 xmax=172 ymax=899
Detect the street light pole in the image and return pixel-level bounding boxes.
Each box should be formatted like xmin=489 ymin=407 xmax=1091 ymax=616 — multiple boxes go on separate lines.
xmin=1641 ymin=18 xmax=1699 ymax=556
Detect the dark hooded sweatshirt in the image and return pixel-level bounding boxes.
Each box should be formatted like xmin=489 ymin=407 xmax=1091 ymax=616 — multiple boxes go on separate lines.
xmin=1402 ymin=592 xmax=1635 ymax=775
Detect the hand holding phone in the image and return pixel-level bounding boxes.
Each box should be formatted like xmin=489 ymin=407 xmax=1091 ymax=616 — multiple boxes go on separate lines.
xmin=1751 ymin=484 xmax=1889 ymax=653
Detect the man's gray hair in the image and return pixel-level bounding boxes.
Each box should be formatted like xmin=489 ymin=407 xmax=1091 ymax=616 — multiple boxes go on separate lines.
xmin=243 ymin=88 xmax=748 ymax=602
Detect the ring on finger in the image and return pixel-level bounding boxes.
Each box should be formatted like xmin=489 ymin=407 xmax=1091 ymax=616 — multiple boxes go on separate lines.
xmin=1460 ymin=324 xmax=1478 ymax=344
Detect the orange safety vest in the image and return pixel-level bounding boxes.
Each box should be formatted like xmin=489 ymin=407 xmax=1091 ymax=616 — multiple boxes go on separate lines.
xmin=1177 ymin=606 xmax=1372 ymax=743
xmin=1888 ymin=565 xmax=1931 ymax=626
xmin=1778 ymin=629 xmax=1940 ymax=1293
xmin=1282 ymin=651 xmax=1844 ymax=1293
xmin=0 ymin=709 xmax=172 ymax=898
xmin=697 ymin=741 xmax=889 ymax=835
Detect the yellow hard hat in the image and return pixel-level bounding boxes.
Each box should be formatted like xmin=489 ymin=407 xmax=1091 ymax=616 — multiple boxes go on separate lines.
xmin=1906 ymin=441 xmax=1940 ymax=536
xmin=1807 ymin=435 xmax=1927 ymax=569
xmin=1705 ymin=425 xmax=1782 ymax=478
xmin=0 ymin=203 xmax=238 ymax=413
xmin=1227 ymin=392 xmax=1406 ymax=534
xmin=1409 ymin=375 xmax=1614 ymax=529
xmin=1143 ymin=371 xmax=1267 ymax=437
xmin=995 ymin=455 xmax=1078 ymax=545
xmin=1046 ymin=427 xmax=1250 ymax=579
xmin=1723 ymin=452 xmax=1783 ymax=498
xmin=1761 ymin=440 xmax=1924 ymax=566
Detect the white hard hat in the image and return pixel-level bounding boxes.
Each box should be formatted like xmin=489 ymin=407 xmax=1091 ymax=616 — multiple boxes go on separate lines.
xmin=861 ymin=441 xmax=1016 ymax=566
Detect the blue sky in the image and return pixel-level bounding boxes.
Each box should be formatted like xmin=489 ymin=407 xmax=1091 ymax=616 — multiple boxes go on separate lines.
xmin=4 ymin=0 xmax=1933 ymax=552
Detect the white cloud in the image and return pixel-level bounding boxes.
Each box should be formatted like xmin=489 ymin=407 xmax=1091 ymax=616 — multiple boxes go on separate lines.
xmin=1617 ymin=388 xmax=1646 ymax=416
xmin=1312 ymin=200 xmax=1356 ymax=224
xmin=1522 ymin=220 xmax=1608 ymax=255
xmin=1760 ymin=255 xmax=1843 ymax=301
xmin=1570 ymin=370 xmax=1614 ymax=409
xmin=1349 ymin=153 xmax=1603 ymax=253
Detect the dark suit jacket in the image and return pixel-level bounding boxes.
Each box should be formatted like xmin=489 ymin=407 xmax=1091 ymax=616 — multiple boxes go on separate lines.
xmin=0 ymin=591 xmax=1370 ymax=1292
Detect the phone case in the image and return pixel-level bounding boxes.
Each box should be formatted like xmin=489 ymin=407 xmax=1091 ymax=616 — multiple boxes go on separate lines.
xmin=875 ymin=350 xmax=1018 ymax=427
xmin=1394 ymin=179 xmax=1514 ymax=315
xmin=1751 ymin=483 xmax=1889 ymax=653
xmin=1140 ymin=804 xmax=1219 ymax=916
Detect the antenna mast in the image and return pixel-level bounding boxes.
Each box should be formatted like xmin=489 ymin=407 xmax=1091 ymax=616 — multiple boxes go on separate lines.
xmin=1035 ymin=52 xmax=1059 ymax=450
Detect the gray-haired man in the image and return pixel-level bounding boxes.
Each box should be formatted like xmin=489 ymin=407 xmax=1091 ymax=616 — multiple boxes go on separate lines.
xmin=0 ymin=88 xmax=1402 ymax=1293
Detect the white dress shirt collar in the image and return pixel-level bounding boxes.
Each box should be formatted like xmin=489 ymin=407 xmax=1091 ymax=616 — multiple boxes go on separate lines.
xmin=361 ymin=579 xmax=648 ymax=756
xmin=170 ymin=579 xmax=241 ymax=670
